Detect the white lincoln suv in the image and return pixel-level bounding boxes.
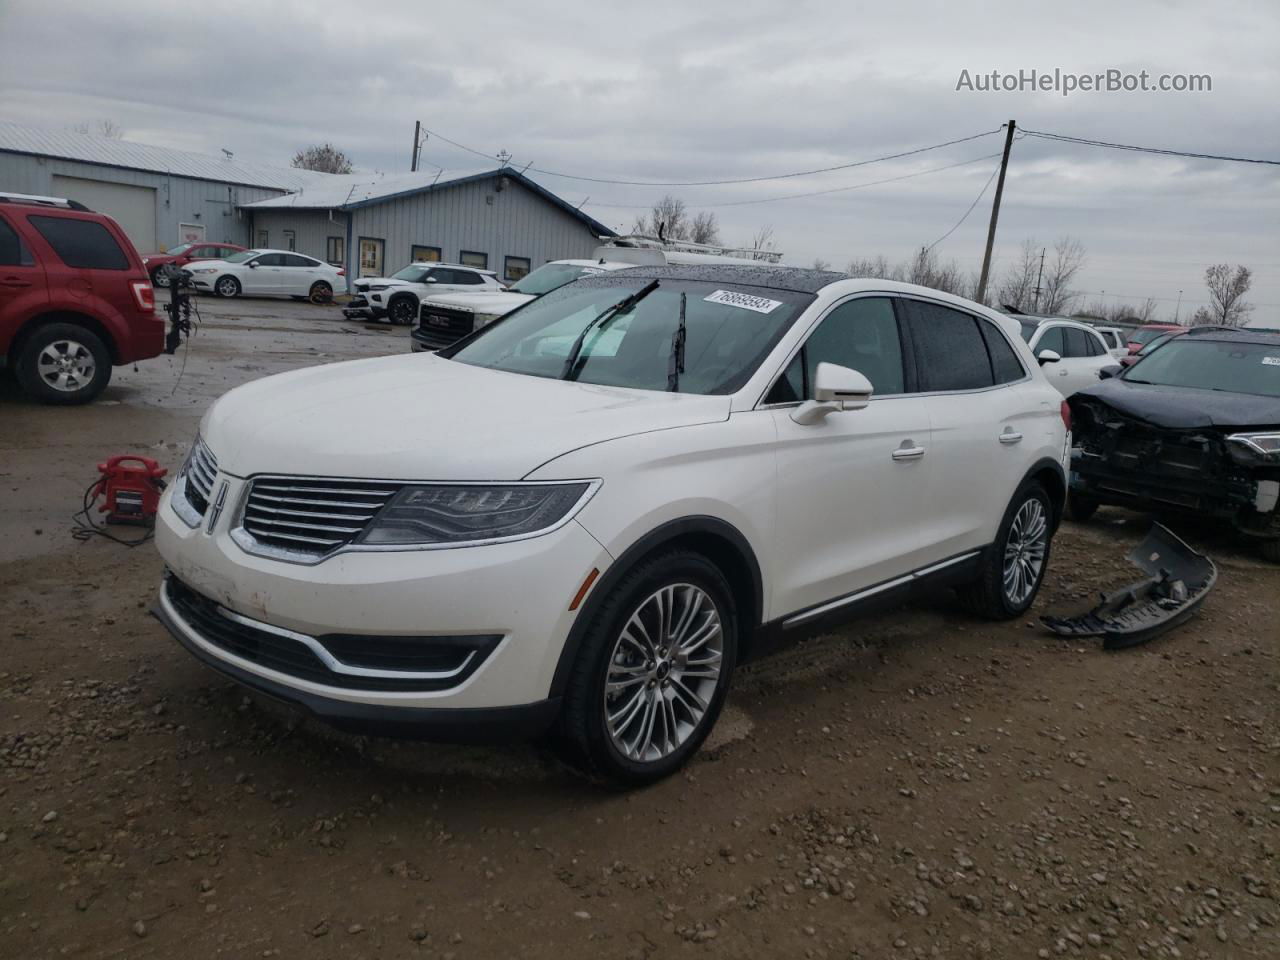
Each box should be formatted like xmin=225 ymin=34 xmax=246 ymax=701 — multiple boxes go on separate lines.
xmin=154 ymin=265 xmax=1070 ymax=784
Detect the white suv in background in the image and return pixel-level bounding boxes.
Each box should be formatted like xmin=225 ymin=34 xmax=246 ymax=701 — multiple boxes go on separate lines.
xmin=345 ymin=262 xmax=503 ymax=324
xmin=1015 ymin=316 xmax=1115 ymax=396
xmin=155 ymin=266 xmax=1069 ymax=785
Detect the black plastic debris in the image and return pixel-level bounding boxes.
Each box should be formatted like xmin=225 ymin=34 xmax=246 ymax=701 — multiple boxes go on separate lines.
xmin=1041 ymin=524 xmax=1217 ymax=649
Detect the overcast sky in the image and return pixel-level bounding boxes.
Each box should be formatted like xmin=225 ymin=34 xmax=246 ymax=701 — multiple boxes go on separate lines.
xmin=1 ymin=0 xmax=1277 ymax=319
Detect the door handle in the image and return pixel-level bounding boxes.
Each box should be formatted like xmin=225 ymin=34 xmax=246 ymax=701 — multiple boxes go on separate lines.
xmin=999 ymin=429 xmax=1023 ymax=444
xmin=892 ymin=441 xmax=926 ymax=461
xmin=0 ymin=276 xmax=32 ymax=287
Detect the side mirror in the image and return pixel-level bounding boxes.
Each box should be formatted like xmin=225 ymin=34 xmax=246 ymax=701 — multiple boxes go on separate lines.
xmin=1098 ymin=364 xmax=1122 ymax=380
xmin=426 ymin=276 xmax=438 ymax=283
xmin=791 ymin=363 xmax=874 ymax=425
xmin=1036 ymin=349 xmax=1061 ymax=365
xmin=248 ymin=261 xmax=259 ymax=268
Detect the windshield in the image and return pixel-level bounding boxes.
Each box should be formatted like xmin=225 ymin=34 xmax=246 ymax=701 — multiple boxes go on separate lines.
xmin=508 ymin=262 xmax=603 ymax=296
xmin=1138 ymin=332 xmax=1176 ymax=355
xmin=1018 ymin=320 xmax=1038 ymax=342
xmin=164 ymin=243 xmax=194 ymax=256
xmin=222 ymin=250 xmax=259 ymax=264
xmin=391 ymin=264 xmax=432 ymax=282
xmin=1130 ymin=327 xmax=1174 ymax=346
xmin=1125 ymin=338 xmax=1280 ymax=397
xmin=447 ymin=277 xmax=814 ymax=395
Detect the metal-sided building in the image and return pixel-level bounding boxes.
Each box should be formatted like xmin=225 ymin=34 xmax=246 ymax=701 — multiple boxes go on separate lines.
xmin=0 ymin=121 xmax=614 ymax=291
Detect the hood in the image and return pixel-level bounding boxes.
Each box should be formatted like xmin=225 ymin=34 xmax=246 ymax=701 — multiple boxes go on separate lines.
xmin=201 ymin=353 xmax=730 ymax=480
xmin=1072 ymin=377 xmax=1280 ymax=430
xmin=354 ymin=276 xmax=410 ymax=290
xmin=420 ymin=290 xmax=535 ymax=315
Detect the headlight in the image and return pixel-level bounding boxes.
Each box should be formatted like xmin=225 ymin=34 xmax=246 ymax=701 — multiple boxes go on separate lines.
xmin=369 ymin=284 xmax=389 ymax=291
xmin=189 ymin=267 xmax=218 ymax=274
xmin=474 ymin=312 xmax=502 ymax=330
xmin=1228 ymin=432 xmax=1280 ymax=457
xmin=359 ymin=482 xmax=597 ymax=546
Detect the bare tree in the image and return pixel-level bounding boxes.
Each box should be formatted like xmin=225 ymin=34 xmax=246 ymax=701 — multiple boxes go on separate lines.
xmin=1039 ymin=237 xmax=1086 ymax=314
xmin=291 ymin=143 xmax=354 ymax=174
xmin=811 ymin=257 xmax=832 ymax=271
xmin=688 ymin=211 xmax=720 ymax=245
xmin=1200 ymin=263 xmax=1253 ymax=326
xmin=71 ymin=119 xmax=123 ymax=139
xmin=631 ymin=195 xmax=689 ymax=240
xmin=748 ymin=224 xmax=777 ymax=261
xmin=846 ymin=255 xmax=896 ymax=280
xmin=994 ymin=240 xmax=1040 ymax=312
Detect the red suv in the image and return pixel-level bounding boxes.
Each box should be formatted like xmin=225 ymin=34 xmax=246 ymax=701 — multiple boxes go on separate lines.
xmin=144 ymin=241 xmax=245 ymax=288
xmin=0 ymin=192 xmax=165 ymax=404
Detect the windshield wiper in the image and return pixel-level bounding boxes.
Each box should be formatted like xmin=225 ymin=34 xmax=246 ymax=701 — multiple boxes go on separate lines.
xmin=561 ymin=279 xmax=659 ymax=380
xmin=667 ymin=292 xmax=687 ymax=392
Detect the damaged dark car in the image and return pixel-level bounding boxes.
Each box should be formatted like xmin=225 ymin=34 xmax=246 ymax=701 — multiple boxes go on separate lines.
xmin=1068 ymin=328 xmax=1280 ymax=562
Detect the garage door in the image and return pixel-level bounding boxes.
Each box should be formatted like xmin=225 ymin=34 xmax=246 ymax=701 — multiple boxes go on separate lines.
xmin=50 ymin=175 xmax=157 ymax=254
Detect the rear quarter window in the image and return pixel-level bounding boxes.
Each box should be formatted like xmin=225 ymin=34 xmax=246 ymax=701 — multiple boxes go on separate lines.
xmin=903 ymin=299 xmax=995 ymax=392
xmin=28 ymin=215 xmax=129 ymax=270
xmin=978 ymin=320 xmax=1026 ymax=384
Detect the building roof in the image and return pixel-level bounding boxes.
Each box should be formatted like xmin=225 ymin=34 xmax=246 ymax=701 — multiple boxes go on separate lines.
xmin=242 ymin=167 xmax=615 ymax=237
xmin=0 ymin=120 xmax=331 ymax=191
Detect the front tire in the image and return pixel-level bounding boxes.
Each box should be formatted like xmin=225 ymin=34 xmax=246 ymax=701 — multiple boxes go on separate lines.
xmin=15 ymin=323 xmax=112 ymax=405
xmin=558 ymin=550 xmax=738 ymax=785
xmin=309 ymin=281 xmax=333 ymax=304
xmin=957 ymin=480 xmax=1054 ymax=620
xmin=151 ymin=268 xmax=171 ymax=289
xmin=214 ymin=275 xmax=240 ymax=298
xmin=388 ymin=296 xmax=417 ymax=325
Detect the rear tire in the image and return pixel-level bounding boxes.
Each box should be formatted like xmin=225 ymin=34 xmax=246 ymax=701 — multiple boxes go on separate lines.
xmin=15 ymin=323 xmax=112 ymax=405
xmin=309 ymin=281 xmax=333 ymax=304
xmin=1068 ymin=493 xmax=1099 ymax=523
xmin=214 ymin=275 xmax=240 ymax=298
xmin=558 ymin=550 xmax=738 ymax=786
xmin=957 ymin=480 xmax=1054 ymax=620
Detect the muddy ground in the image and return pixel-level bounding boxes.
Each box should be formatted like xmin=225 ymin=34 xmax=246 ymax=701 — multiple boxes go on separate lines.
xmin=1 ymin=296 xmax=1276 ymax=959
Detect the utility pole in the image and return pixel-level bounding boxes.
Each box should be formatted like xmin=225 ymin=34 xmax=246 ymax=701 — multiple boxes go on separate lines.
xmin=975 ymin=119 xmax=1016 ymax=305
xmin=1174 ymin=289 xmax=1183 ymax=324
xmin=1032 ymin=246 xmax=1046 ymax=312
xmin=410 ymin=121 xmax=421 ymax=172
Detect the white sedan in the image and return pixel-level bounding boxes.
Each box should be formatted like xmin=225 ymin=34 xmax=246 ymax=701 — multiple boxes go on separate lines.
xmin=186 ymin=249 xmax=346 ymax=302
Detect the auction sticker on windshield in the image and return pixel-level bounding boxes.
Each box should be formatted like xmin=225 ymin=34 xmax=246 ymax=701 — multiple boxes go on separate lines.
xmin=1262 ymin=356 xmax=1280 ymax=366
xmin=703 ymin=289 xmax=783 ymax=314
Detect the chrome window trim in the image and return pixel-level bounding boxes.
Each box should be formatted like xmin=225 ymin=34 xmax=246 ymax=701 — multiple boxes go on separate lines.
xmin=229 ymin=476 xmax=603 ymax=566
xmin=752 ymin=290 xmax=1032 ymax=411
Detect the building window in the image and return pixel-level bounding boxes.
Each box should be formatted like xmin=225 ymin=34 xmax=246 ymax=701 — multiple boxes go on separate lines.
xmin=504 ymin=256 xmax=531 ymax=283
xmin=255 ymin=229 xmax=268 ymax=247
xmin=459 ymin=250 xmax=488 ymax=270
xmin=282 ymin=229 xmax=296 ymax=252
xmin=411 ymin=245 xmax=442 ymax=263
xmin=326 ymin=236 xmax=345 ymax=266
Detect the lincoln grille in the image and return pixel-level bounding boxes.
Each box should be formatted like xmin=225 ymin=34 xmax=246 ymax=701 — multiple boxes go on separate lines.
xmin=240 ymin=476 xmax=402 ymax=556
xmin=182 ymin=438 xmax=218 ymax=516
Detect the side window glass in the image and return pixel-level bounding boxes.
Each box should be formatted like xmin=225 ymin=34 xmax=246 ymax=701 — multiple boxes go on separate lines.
xmin=27 ymin=215 xmax=128 ymax=270
xmin=1035 ymin=325 xmax=1066 ymax=356
xmin=0 ymin=216 xmax=34 ymax=266
xmin=428 ymin=269 xmax=453 ymax=284
xmin=803 ymin=297 xmax=904 ymax=396
xmin=1089 ymin=333 xmax=1106 ymax=357
xmin=978 ymin=320 xmax=1026 ymax=384
xmin=764 ymin=354 xmax=805 ymax=404
xmin=1063 ymin=328 xmax=1087 ymax=358
xmin=903 ymin=299 xmax=994 ymax=392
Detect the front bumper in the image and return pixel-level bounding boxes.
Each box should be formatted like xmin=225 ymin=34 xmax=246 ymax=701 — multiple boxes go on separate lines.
xmin=153 ymin=478 xmax=611 ymax=730
xmin=343 ymin=294 xmax=386 ymax=320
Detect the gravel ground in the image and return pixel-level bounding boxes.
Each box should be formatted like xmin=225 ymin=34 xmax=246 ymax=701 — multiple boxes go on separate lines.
xmin=1 ymin=295 xmax=1276 ymax=958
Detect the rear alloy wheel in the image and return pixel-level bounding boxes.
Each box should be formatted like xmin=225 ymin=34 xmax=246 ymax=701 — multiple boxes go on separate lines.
xmin=957 ymin=481 xmax=1054 ymax=619
xmin=15 ymin=323 xmax=112 ymax=405
xmin=215 ymin=275 xmax=240 ymax=298
xmin=388 ymin=296 xmax=417 ymax=325
xmin=309 ymin=281 xmax=333 ymax=304
xmin=559 ymin=550 xmax=738 ymax=785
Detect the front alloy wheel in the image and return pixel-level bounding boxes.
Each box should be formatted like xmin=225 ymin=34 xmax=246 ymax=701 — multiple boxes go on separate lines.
xmin=388 ymin=297 xmax=416 ymax=324
xmin=604 ymin=584 xmax=724 ymax=763
xmin=559 ymin=549 xmax=738 ymax=785
xmin=956 ymin=480 xmax=1054 ymax=620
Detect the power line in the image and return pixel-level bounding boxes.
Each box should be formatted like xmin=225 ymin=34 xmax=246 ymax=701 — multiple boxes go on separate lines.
xmin=1021 ymin=129 xmax=1280 ymax=166
xmin=923 ymin=162 xmax=1002 ymax=253
xmin=581 ymin=152 xmax=1004 ymax=210
xmin=419 ymin=125 xmax=1005 ymax=187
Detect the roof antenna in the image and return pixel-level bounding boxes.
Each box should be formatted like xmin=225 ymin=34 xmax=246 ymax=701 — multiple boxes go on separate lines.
xmin=496 ymin=149 xmax=512 ymax=167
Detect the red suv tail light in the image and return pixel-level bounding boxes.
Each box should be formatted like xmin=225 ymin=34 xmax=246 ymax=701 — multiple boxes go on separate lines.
xmin=1060 ymin=400 xmax=1072 ymax=432
xmin=131 ymin=280 xmax=156 ymax=312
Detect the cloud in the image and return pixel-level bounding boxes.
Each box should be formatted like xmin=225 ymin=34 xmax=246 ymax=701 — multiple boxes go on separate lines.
xmin=1 ymin=0 xmax=1277 ymax=313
